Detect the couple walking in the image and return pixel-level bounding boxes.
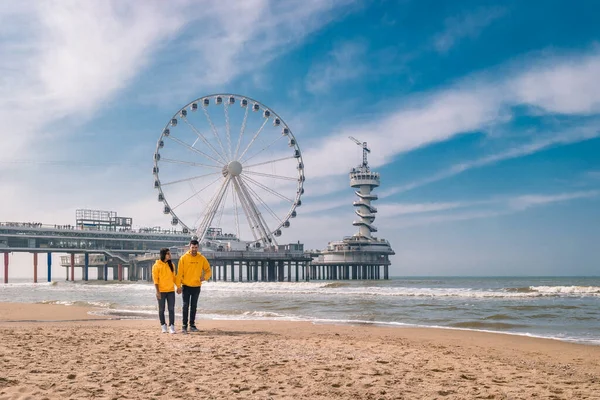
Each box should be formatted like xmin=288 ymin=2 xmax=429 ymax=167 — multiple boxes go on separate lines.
xmin=151 ymin=239 xmax=212 ymax=334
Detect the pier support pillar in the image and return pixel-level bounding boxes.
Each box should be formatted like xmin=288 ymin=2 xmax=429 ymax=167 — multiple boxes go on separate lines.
xmin=70 ymin=254 xmax=75 ymax=281
xmin=384 ymin=265 xmax=389 ymax=280
xmin=84 ymin=253 xmax=89 ymax=281
xmin=118 ymin=264 xmax=123 ymax=281
xmin=3 ymin=252 xmax=9 ymax=284
xmin=33 ymin=253 xmax=38 ymax=283
xmin=46 ymin=252 xmax=52 ymax=282
xmin=130 ymin=261 xmax=137 ymax=281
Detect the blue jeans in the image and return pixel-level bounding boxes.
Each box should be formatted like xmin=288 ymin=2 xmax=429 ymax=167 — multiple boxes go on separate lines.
xmin=182 ymin=285 xmax=201 ymax=327
xmin=158 ymin=291 xmax=175 ymax=326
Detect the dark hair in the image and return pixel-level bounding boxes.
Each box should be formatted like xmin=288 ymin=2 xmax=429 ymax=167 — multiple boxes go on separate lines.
xmin=159 ymin=248 xmax=174 ymax=272
xmin=189 ymin=239 xmax=199 ymax=246
xmin=159 ymin=248 xmax=170 ymax=261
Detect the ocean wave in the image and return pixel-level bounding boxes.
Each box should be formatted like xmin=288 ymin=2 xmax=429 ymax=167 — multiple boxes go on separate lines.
xmin=504 ymin=287 xmax=535 ymax=293
xmin=0 ymin=281 xmax=58 ymax=288
xmin=528 ymin=286 xmax=600 ymax=295
xmin=449 ymin=321 xmax=529 ymax=330
xmin=505 ymin=305 xmax=579 ymax=311
xmin=483 ymin=314 xmax=514 ymax=321
xmin=38 ymin=300 xmax=112 ymax=308
xmin=322 ymin=282 xmax=351 ymax=288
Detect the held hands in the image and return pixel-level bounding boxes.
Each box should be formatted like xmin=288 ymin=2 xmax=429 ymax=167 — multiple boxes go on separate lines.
xmin=177 ymin=287 xmax=182 ymax=294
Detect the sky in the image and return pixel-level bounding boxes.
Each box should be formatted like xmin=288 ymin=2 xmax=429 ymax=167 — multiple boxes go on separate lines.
xmin=1 ymin=0 xmax=600 ymax=278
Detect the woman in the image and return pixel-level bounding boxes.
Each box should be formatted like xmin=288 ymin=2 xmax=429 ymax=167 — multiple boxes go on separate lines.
xmin=152 ymin=248 xmax=179 ymax=334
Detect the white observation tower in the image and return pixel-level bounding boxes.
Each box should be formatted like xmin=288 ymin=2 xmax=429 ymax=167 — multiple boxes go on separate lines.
xmin=310 ymin=137 xmax=395 ymax=280
xmin=349 ymin=136 xmax=379 ymax=239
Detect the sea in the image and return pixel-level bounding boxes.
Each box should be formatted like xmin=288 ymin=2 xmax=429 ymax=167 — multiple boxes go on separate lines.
xmin=1 ymin=276 xmax=599 ymax=345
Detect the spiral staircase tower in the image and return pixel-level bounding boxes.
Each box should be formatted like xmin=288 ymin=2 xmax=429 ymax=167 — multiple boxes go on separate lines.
xmin=309 ymin=137 xmax=395 ymax=280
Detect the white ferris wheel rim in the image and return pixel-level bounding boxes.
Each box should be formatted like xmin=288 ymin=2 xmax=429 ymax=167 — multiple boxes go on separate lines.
xmin=152 ymin=93 xmax=305 ymax=247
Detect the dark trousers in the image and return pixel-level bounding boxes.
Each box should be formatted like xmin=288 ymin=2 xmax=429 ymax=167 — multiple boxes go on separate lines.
xmin=181 ymin=285 xmax=201 ymax=327
xmin=158 ymin=291 xmax=175 ymax=326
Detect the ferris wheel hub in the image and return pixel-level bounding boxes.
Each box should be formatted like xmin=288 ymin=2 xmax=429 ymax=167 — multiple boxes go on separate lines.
xmin=227 ymin=160 xmax=243 ymax=177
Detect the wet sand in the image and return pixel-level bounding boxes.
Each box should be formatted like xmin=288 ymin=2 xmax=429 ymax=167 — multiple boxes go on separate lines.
xmin=0 ymin=303 xmax=599 ymax=399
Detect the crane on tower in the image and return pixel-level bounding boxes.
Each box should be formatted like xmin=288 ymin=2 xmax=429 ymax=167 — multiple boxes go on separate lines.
xmin=348 ymin=136 xmax=370 ymax=169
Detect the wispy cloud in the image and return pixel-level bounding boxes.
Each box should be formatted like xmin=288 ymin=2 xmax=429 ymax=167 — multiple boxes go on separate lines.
xmin=139 ymin=0 xmax=359 ymax=105
xmin=433 ymin=6 xmax=507 ymax=53
xmin=305 ymin=39 xmax=368 ymax=93
xmin=389 ymin=122 xmax=600 ymax=195
xmin=301 ymin=47 xmax=600 ymax=185
xmin=377 ymin=201 xmax=469 ymax=217
xmin=378 ymin=189 xmax=600 ymax=229
xmin=0 ymin=1 xmax=187 ymax=162
xmin=586 ymin=170 xmax=600 ymax=180
xmin=507 ymin=190 xmax=599 ymax=211
xmin=511 ymin=50 xmax=600 ymax=114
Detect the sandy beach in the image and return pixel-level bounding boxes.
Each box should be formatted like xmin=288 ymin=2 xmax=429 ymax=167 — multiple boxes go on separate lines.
xmin=0 ymin=303 xmax=598 ymax=399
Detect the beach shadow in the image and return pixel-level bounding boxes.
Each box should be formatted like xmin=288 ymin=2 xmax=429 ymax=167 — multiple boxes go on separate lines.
xmin=187 ymin=329 xmax=276 ymax=337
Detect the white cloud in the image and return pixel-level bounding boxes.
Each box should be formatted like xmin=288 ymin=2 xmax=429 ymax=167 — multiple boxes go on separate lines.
xmin=138 ymin=0 xmax=358 ymax=106
xmin=390 ymin=122 xmax=600 ymax=194
xmin=305 ymin=40 xmax=368 ymax=93
xmin=507 ymin=190 xmax=599 ymax=211
xmin=0 ymin=1 xmax=188 ymax=164
xmin=512 ymin=50 xmax=600 ymax=114
xmin=376 ymin=189 xmax=600 ymax=229
xmin=434 ymin=6 xmax=507 ymax=53
xmin=377 ymin=201 xmax=468 ymax=217
xmin=300 ymin=47 xmax=600 ymax=187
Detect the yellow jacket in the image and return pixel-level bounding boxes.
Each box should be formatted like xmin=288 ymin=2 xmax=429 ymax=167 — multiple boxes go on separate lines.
xmin=152 ymin=260 xmax=178 ymax=293
xmin=176 ymin=251 xmax=212 ymax=287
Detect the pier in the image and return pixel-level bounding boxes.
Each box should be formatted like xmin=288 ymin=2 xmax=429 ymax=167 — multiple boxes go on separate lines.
xmin=1 ymin=210 xmax=389 ymax=283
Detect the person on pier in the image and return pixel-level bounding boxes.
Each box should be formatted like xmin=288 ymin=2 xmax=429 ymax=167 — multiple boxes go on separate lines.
xmin=152 ymin=248 xmax=179 ymax=334
xmin=176 ymin=239 xmax=212 ymax=334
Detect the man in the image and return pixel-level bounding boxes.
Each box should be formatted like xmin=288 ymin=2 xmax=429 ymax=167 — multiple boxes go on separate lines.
xmin=176 ymin=239 xmax=212 ymax=333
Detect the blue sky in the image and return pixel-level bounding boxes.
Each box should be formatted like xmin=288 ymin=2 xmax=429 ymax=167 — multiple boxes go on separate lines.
xmin=1 ymin=0 xmax=600 ymax=277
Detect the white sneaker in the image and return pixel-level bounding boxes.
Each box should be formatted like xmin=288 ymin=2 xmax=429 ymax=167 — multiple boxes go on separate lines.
xmin=161 ymin=324 xmax=167 ymax=333
xmin=168 ymin=325 xmax=176 ymax=334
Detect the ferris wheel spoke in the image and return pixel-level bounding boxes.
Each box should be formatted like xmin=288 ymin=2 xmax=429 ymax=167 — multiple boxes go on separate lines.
xmin=166 ymin=135 xmax=224 ymax=166
xmin=171 ymin=175 xmax=222 ymax=211
xmin=240 ymin=176 xmax=283 ymax=225
xmin=231 ymin=183 xmax=242 ymax=240
xmin=242 ymin=170 xmax=299 ymax=181
xmin=243 ymin=155 xmax=297 ymax=170
xmin=237 ymin=118 xmax=269 ymax=161
xmin=214 ymin=177 xmax=231 ymax=230
xmin=232 ymin=177 xmax=261 ymax=242
xmin=161 ymin=158 xmax=222 ymax=170
xmin=224 ymin=103 xmax=234 ymax=161
xmin=182 ymin=117 xmax=228 ymax=164
xmin=241 ymin=135 xmax=285 ymax=164
xmin=195 ymin=176 xmax=231 ymax=242
xmin=234 ymin=105 xmax=250 ymax=160
xmin=202 ymin=106 xmax=229 ymax=163
xmin=237 ymin=178 xmax=277 ymax=247
xmin=241 ymin=174 xmax=294 ymax=203
xmin=160 ymin=171 xmax=222 ymax=187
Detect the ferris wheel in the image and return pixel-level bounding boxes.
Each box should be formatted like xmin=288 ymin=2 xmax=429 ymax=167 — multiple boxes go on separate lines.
xmin=153 ymin=94 xmax=305 ymax=249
